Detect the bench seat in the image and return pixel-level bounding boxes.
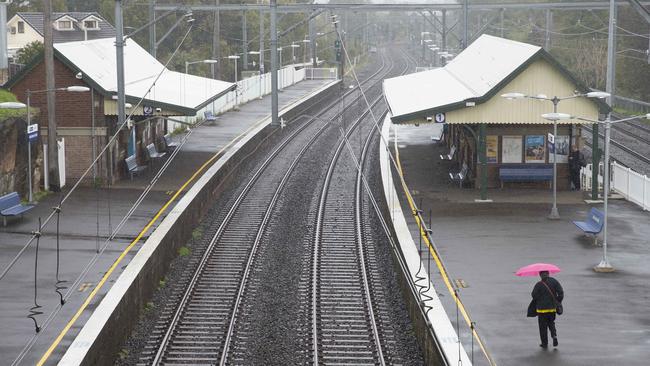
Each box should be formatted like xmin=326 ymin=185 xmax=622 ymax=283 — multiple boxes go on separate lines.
xmin=163 ymin=134 xmax=179 ymax=152
xmin=0 ymin=192 xmax=35 ymax=226
xmin=573 ymin=208 xmax=604 ymax=245
xmin=499 ymin=164 xmax=553 ymax=187
xmin=125 ymin=155 xmax=147 ymax=180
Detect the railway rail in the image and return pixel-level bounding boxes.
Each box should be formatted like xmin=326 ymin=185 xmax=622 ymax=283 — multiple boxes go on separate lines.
xmin=135 ymin=46 xmax=420 ymax=365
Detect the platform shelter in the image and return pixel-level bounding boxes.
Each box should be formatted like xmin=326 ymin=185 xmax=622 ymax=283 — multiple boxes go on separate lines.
xmin=383 ymin=35 xmax=609 ymax=197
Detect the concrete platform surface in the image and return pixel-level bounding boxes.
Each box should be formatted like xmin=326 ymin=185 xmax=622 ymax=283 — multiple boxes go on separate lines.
xmin=0 ymin=78 xmax=332 ymax=366
xmin=392 ymin=123 xmax=650 ymax=366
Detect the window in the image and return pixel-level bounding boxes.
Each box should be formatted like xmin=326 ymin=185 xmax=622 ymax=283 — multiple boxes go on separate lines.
xmin=58 ymin=20 xmax=72 ymax=30
xmin=17 ymin=21 xmax=24 ymax=34
xmin=83 ymin=20 xmax=98 ymax=30
xmin=10 ymin=26 xmax=15 ymax=35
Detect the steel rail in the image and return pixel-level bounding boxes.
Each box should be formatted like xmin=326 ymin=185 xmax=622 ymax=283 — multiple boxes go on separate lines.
xmin=583 ymin=124 xmax=650 ymax=165
xmin=311 ymin=49 xmax=411 ymax=365
xmin=147 ymin=48 xmax=392 ymax=366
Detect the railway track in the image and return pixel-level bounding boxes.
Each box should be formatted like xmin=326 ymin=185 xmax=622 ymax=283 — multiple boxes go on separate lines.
xmin=136 ymin=47 xmax=416 ymax=365
xmin=582 ymin=124 xmax=650 ymax=165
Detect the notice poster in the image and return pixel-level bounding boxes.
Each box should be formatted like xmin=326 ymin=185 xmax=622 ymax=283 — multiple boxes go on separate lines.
xmin=502 ymin=136 xmax=522 ymax=163
xmin=549 ymin=135 xmax=570 ymax=163
xmin=487 ymin=135 xmax=498 ymax=163
xmin=525 ymin=135 xmax=546 ymax=163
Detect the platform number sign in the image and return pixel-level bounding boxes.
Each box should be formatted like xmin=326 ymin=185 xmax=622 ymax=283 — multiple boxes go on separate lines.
xmin=143 ymin=105 xmax=154 ymax=116
xmin=548 ymin=133 xmax=555 ymax=153
xmin=27 ymin=124 xmax=38 ymax=143
xmin=434 ymin=113 xmax=446 ymax=123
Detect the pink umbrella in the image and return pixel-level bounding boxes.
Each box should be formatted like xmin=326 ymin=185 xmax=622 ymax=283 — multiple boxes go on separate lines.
xmin=515 ymin=263 xmax=561 ymax=277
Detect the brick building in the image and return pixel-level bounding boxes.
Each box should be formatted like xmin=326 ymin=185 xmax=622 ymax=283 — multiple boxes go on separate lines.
xmin=4 ymin=38 xmax=234 ymax=186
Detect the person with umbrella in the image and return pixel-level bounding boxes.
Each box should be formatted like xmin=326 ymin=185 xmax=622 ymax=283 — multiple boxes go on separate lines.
xmin=517 ymin=263 xmax=564 ymax=349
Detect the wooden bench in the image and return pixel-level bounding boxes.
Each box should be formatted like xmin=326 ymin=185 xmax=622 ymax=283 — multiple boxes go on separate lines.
xmin=204 ymin=110 xmax=218 ymax=123
xmin=146 ymin=143 xmax=166 ymax=160
xmin=499 ymin=164 xmax=553 ymax=188
xmin=0 ymin=192 xmax=35 ymax=226
xmin=449 ymin=163 xmax=469 ymax=188
xmin=125 ymin=155 xmax=147 ymax=180
xmin=163 ymin=133 xmax=179 ymax=152
xmin=573 ymin=208 xmax=605 ymax=245
xmin=440 ymin=145 xmax=456 ymax=160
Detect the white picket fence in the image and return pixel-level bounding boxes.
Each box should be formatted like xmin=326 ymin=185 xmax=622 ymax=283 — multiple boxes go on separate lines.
xmin=581 ymin=161 xmax=650 ymax=211
xmin=176 ymin=66 xmax=336 ymax=126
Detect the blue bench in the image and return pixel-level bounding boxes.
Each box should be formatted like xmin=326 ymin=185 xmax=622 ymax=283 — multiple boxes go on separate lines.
xmin=146 ymin=143 xmax=166 ymax=160
xmin=163 ymin=133 xmax=179 ymax=152
xmin=499 ymin=164 xmax=553 ymax=188
xmin=125 ymin=155 xmax=147 ymax=180
xmin=449 ymin=163 xmax=469 ymax=188
xmin=0 ymin=192 xmax=35 ymax=226
xmin=573 ymin=208 xmax=605 ymax=245
xmin=204 ymin=110 xmax=218 ymax=123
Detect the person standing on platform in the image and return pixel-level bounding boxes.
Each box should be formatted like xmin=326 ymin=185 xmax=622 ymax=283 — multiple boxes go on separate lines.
xmin=568 ymin=145 xmax=585 ymax=190
xmin=531 ymin=270 xmax=564 ymax=348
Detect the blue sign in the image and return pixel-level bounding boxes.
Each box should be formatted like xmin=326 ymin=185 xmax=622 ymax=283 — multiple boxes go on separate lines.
xmin=27 ymin=124 xmax=38 ymax=143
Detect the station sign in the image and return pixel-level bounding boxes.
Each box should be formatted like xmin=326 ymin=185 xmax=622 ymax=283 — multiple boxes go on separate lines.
xmin=434 ymin=113 xmax=446 ymax=123
xmin=27 ymin=124 xmax=38 ymax=143
xmin=547 ymin=133 xmax=555 ymax=153
xmin=143 ymin=105 xmax=154 ymax=116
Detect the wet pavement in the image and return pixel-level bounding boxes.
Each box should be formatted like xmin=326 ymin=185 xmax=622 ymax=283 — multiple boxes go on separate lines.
xmin=0 ymin=78 xmax=333 ymax=366
xmin=392 ymin=123 xmax=650 ymax=366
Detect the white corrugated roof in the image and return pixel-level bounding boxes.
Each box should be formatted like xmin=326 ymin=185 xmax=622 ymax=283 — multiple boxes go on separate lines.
xmin=383 ymin=35 xmax=541 ymax=122
xmin=54 ymin=38 xmax=234 ymax=112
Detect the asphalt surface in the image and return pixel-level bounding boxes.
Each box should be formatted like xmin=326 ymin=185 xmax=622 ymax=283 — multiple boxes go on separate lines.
xmin=393 ymin=123 xmax=650 ymax=366
xmin=0 ymin=79 xmax=331 ymax=366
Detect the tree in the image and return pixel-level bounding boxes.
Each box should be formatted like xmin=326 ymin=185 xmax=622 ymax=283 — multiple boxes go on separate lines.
xmin=15 ymin=41 xmax=44 ymax=65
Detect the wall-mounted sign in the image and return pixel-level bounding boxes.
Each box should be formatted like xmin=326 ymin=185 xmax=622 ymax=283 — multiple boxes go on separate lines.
xmin=143 ymin=105 xmax=154 ymax=116
xmin=434 ymin=113 xmax=446 ymax=123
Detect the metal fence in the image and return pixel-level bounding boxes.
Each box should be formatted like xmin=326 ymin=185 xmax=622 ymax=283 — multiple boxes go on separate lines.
xmin=305 ymin=67 xmax=338 ymax=80
xmin=581 ymin=161 xmax=650 ymax=211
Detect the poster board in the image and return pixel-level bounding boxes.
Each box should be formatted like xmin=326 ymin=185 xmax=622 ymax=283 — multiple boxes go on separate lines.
xmin=502 ymin=136 xmax=522 ymax=163
xmin=549 ymin=135 xmax=569 ymax=163
xmin=525 ymin=135 xmax=546 ymax=163
xmin=487 ymin=135 xmax=498 ymax=163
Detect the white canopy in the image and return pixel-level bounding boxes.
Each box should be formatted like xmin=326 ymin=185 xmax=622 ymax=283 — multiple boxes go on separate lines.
xmin=383 ymin=35 xmax=541 ymax=122
xmin=55 ymin=38 xmax=234 ymax=114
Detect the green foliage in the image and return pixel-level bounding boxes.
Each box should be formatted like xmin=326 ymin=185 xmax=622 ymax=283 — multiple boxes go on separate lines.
xmin=0 ymin=89 xmax=26 ymax=119
xmin=158 ymin=277 xmax=167 ymax=289
xmin=191 ymin=227 xmax=203 ymax=241
xmin=15 ymin=41 xmax=44 ymax=66
xmin=117 ymin=348 xmax=129 ymax=360
xmin=33 ymin=190 xmax=51 ymax=202
xmin=143 ymin=301 xmax=154 ymax=313
xmin=178 ymin=246 xmax=191 ymax=257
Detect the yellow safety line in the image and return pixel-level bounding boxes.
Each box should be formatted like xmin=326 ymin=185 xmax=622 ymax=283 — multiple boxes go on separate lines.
xmin=392 ymin=133 xmax=496 ymax=366
xmin=37 ymin=120 xmax=262 ymax=366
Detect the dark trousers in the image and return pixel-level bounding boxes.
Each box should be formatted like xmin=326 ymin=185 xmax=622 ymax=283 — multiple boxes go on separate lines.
xmin=538 ymin=313 xmax=557 ymax=345
xmin=570 ymin=170 xmax=581 ymax=190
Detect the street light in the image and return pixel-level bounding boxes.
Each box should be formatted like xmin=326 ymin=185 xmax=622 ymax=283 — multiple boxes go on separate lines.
xmin=248 ymin=51 xmax=264 ymax=99
xmin=301 ymin=39 xmax=310 ymax=64
xmin=185 ymin=59 xmax=218 ymax=74
xmin=502 ymin=91 xmax=609 ymax=219
xmin=22 ymin=86 xmax=89 ymax=200
xmin=571 ymin=112 xmax=650 ymax=272
xmin=227 ymin=55 xmax=241 ymax=105
xmin=290 ymin=43 xmax=300 ymax=64
xmin=277 ymin=47 xmax=284 ymax=89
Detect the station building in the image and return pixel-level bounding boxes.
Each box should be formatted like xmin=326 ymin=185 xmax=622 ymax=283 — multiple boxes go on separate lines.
xmin=5 ymin=38 xmax=234 ymax=184
xmin=383 ymin=35 xmax=609 ymax=192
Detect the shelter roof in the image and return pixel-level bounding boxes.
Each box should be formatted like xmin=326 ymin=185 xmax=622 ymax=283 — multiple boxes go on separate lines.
xmin=6 ymin=38 xmax=234 ymax=115
xmin=383 ymin=34 xmax=608 ymax=124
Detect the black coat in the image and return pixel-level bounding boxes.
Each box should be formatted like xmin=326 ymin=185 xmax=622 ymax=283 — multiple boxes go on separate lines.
xmin=568 ymin=150 xmax=585 ymax=171
xmin=532 ymin=277 xmax=564 ymax=311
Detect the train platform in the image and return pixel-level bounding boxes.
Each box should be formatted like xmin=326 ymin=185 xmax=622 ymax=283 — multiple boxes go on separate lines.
xmin=391 ymin=122 xmax=650 ymax=366
xmin=0 ymin=78 xmax=335 ymax=366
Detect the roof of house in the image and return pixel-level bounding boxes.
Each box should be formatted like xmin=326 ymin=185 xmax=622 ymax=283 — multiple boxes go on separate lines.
xmin=14 ymin=12 xmax=116 ymax=43
xmin=383 ymin=34 xmax=609 ymax=123
xmin=5 ymin=38 xmax=235 ymax=115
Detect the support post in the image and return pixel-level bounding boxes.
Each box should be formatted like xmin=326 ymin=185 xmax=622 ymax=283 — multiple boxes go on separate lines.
xmin=605 ymin=0 xmax=617 ymax=104
xmin=44 ymin=0 xmax=59 ymax=190
xmin=479 ymin=123 xmax=488 ymax=201
xmin=591 ymin=123 xmax=600 ymax=200
xmin=500 ymin=8 xmax=504 ymax=38
xmin=463 ymin=0 xmax=469 ymax=48
xmin=270 ymin=0 xmax=279 ymax=127
xmin=115 ymin=0 xmax=129 ymax=157
xmin=149 ymin=0 xmax=156 ymax=57
xmin=595 ymin=118 xmax=614 ymax=272
xmin=27 ymin=92 xmax=32 ymax=202
xmin=260 ymin=9 xmax=265 ymax=73
xmin=212 ymin=0 xmax=221 ymax=78
xmin=242 ymin=11 xmax=248 ymax=69
xmin=309 ymin=13 xmax=316 ymax=67
xmin=442 ymin=9 xmax=447 ymax=52
xmin=544 ymin=9 xmax=553 ymax=51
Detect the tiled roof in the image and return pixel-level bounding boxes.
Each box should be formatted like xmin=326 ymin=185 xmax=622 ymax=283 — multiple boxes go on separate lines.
xmin=16 ymin=12 xmax=116 ymax=43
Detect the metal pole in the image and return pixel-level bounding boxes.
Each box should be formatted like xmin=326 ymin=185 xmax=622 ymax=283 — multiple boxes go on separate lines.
xmin=270 ymin=0 xmax=279 ymax=126
xmin=591 ymin=123 xmax=600 ymax=200
xmin=549 ymin=99 xmax=560 ymax=219
xmin=115 ymin=0 xmax=129 ymax=156
xmin=27 ymin=91 xmax=32 ymax=202
xmin=259 ymin=8 xmax=264 ymax=74
xmin=595 ymin=118 xmax=614 ymax=272
xmin=242 ymin=11 xmax=248 ymax=69
xmin=149 ymin=0 xmax=156 ymax=57
xmin=479 ymin=123 xmax=488 ymax=200
xmin=0 ymin=2 xmax=8 ymax=70
xmin=605 ymin=0 xmax=617 ymax=105
xmin=500 ymin=8 xmax=504 ymax=38
xmin=234 ymin=58 xmax=238 ymax=106
xmin=463 ymin=0 xmax=469 ymax=48
xmin=544 ymin=9 xmax=552 ymax=51
xmin=91 ymin=87 xmax=97 ymax=180
xmin=309 ymin=13 xmax=316 ymax=67
xmin=442 ymin=9 xmax=447 ymax=53
xmin=185 ymin=61 xmax=189 ymax=74
xmin=44 ymin=0 xmax=59 ymax=190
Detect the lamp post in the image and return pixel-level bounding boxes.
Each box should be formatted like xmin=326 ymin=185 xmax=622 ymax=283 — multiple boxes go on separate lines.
xmin=571 ymin=112 xmax=650 ymax=272
xmin=277 ymin=47 xmax=284 ymax=89
xmin=227 ymin=55 xmax=240 ymax=105
xmin=301 ymin=39 xmax=310 ymax=64
xmin=290 ymin=43 xmax=300 ymax=64
xmin=185 ymin=59 xmax=218 ymax=74
xmin=502 ymin=91 xmax=609 ymax=219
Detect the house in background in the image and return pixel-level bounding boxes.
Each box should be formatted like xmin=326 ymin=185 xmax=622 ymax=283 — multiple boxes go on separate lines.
xmin=7 ymin=12 xmax=116 ymax=60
